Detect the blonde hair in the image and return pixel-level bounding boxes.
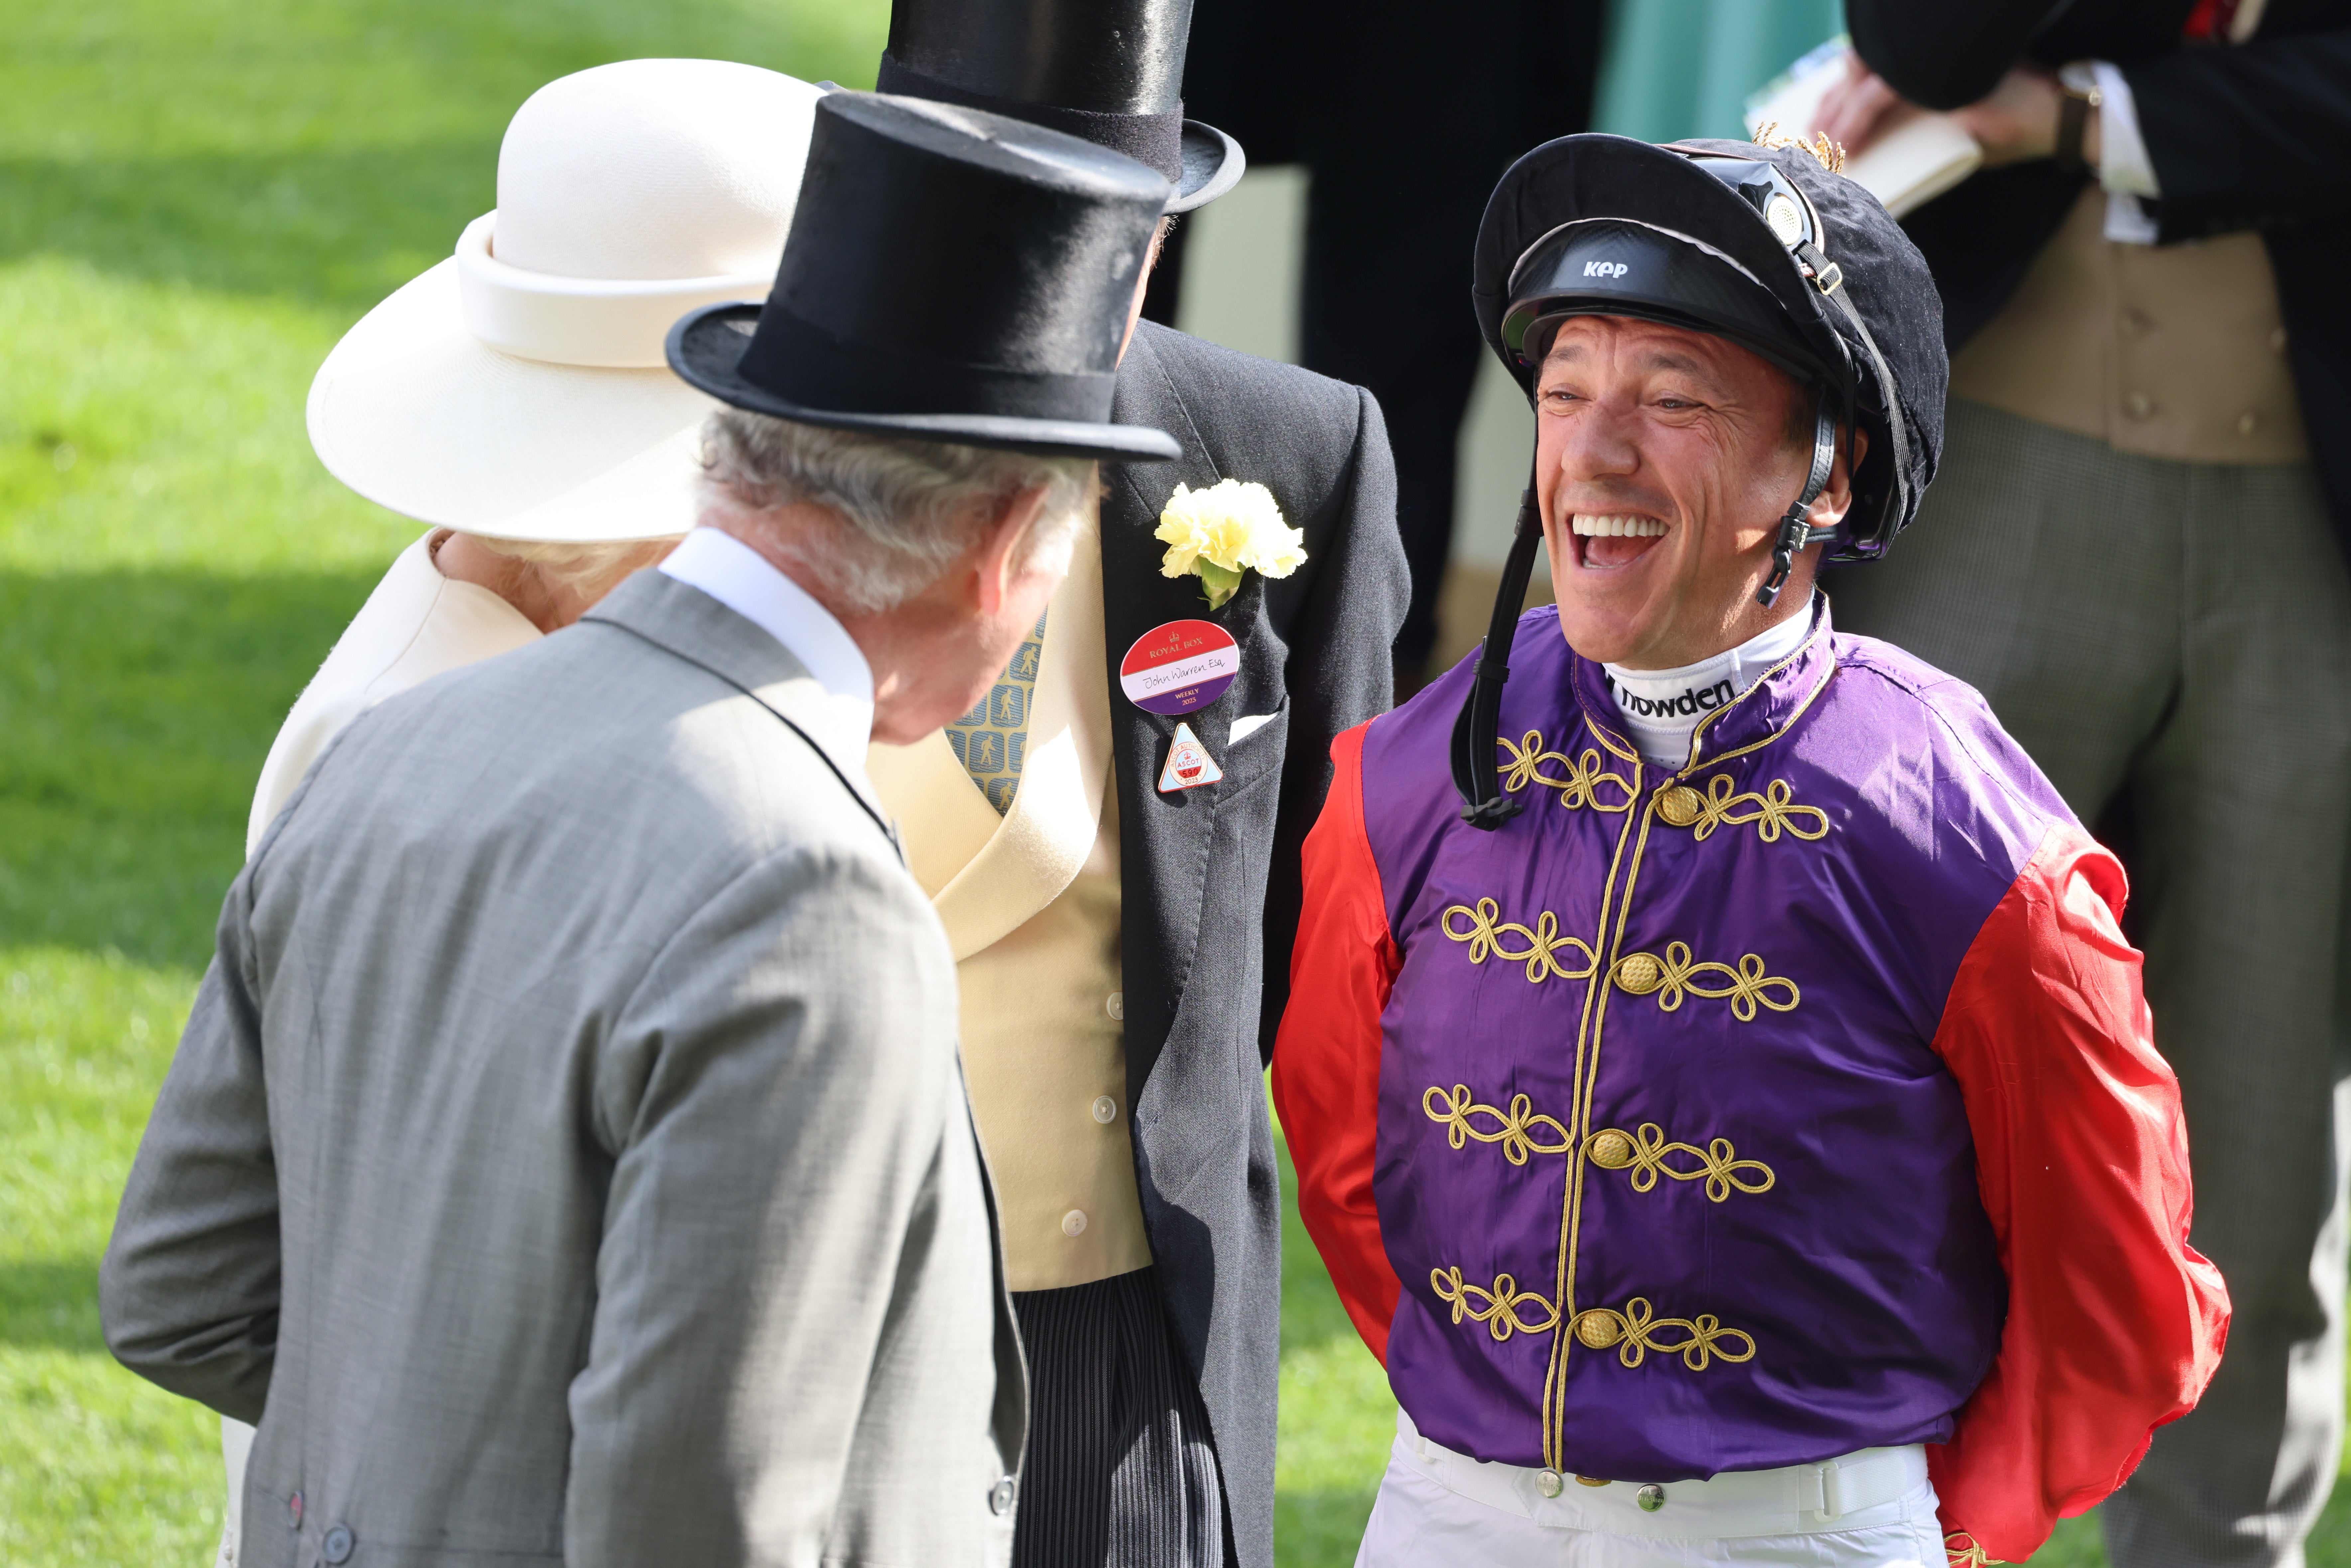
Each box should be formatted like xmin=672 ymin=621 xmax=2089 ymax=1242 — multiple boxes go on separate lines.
xmin=463 ymin=534 xmax=681 ymax=602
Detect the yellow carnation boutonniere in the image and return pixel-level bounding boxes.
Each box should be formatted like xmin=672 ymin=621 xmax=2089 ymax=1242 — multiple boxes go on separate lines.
xmin=1154 ymin=478 xmax=1308 ymax=612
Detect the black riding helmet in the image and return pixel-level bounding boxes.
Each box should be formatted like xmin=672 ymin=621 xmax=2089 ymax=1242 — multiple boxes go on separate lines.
xmin=1450 ymin=133 xmax=1950 ymax=829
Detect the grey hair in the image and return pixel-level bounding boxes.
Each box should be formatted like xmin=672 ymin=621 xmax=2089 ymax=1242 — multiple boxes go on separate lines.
xmin=697 ymin=409 xmax=1096 ymax=614
xmin=464 ymin=534 xmax=682 ymax=600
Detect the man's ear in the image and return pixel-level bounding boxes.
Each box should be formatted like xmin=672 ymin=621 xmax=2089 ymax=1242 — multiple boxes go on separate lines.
xmin=1806 ymin=425 xmax=1870 ymax=531
xmin=1121 ymin=216 xmax=1173 ymax=359
xmin=970 ymin=483 xmax=1054 ymax=617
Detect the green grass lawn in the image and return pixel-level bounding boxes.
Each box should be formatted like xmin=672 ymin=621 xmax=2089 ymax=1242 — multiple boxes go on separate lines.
xmin=2 ymin=2 xmax=2346 ymax=1564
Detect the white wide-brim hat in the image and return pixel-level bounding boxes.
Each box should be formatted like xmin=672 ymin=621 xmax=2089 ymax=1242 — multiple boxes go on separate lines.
xmin=308 ymin=58 xmax=823 ymax=543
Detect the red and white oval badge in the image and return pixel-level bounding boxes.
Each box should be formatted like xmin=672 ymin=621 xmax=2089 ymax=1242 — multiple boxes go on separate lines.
xmin=1120 ymin=619 xmax=1239 ymax=716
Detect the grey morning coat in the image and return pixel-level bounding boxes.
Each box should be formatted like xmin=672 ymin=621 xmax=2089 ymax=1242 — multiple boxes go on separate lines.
xmin=101 ymin=570 xmax=1026 ymax=1568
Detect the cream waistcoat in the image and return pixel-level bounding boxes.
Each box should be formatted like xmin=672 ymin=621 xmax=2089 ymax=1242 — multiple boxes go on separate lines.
xmin=247 ymin=533 xmax=541 ymax=856
xmin=1952 ymin=185 xmax=2307 ymax=463
xmin=867 ymin=519 xmax=1151 ymax=1290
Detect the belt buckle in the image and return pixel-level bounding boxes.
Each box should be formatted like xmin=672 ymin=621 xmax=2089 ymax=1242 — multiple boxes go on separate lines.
xmin=1815 ymin=1459 xmax=1846 ymax=1520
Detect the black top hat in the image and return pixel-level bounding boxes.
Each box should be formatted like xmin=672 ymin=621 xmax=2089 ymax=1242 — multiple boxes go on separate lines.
xmin=875 ymin=0 xmax=1244 ymax=213
xmin=668 ymin=92 xmax=1181 ymax=462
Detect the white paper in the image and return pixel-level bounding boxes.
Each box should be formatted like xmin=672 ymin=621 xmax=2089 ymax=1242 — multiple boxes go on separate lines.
xmin=1744 ymin=38 xmax=1983 ymax=220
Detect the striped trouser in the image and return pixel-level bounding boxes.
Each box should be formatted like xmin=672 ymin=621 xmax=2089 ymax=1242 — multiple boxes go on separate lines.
xmin=1011 ymin=1265 xmax=1227 ymax=1568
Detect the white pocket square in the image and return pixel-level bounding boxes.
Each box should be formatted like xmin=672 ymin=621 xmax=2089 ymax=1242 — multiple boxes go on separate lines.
xmin=1230 ymin=713 xmax=1278 ymax=742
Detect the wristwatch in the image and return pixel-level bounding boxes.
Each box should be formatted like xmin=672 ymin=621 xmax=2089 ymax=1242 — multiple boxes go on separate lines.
xmin=2055 ymin=62 xmax=2103 ymax=176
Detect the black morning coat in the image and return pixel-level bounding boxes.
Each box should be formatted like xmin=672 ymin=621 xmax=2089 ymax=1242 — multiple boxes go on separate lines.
xmin=1103 ymin=318 xmax=1406 ymax=1568
xmin=1846 ymin=0 xmax=2351 ymax=560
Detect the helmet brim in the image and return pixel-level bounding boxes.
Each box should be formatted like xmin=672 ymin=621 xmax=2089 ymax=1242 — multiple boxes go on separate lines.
xmin=1500 ymin=218 xmax=1839 ymax=393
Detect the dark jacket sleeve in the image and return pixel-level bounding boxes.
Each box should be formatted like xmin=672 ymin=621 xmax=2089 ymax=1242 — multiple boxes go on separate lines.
xmin=1847 ymin=0 xmax=2071 ymax=110
xmin=2125 ymin=29 xmax=2351 ymax=229
xmin=1259 ymin=386 xmax=1406 ymax=1061
xmin=99 ymin=873 xmax=281 ymax=1425
xmin=1851 ymin=0 xmax=2351 ymax=238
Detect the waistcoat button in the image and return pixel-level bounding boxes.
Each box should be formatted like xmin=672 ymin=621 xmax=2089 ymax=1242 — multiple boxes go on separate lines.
xmin=990 ymin=1478 xmax=1017 ymax=1515
xmin=2238 ymin=411 xmax=2261 ymax=435
xmin=1656 ymin=785 xmax=1703 ymax=827
xmin=1092 ymin=1096 xmax=1118 ymax=1125
xmin=1061 ymin=1209 xmax=1088 ymax=1237
xmin=1106 ymin=992 xmax=1124 ymax=1021
xmin=1536 ymin=1469 xmax=1564 ymax=1498
xmin=1587 ymin=1130 xmax=1635 ymax=1169
xmin=2125 ymin=391 xmax=2155 ymax=419
xmin=1613 ymin=953 xmax=1663 ymax=995
xmin=323 ymin=1524 xmax=355 ymax=1563
xmin=1638 ymin=1484 xmax=1668 ymax=1512
xmin=1572 ymin=1307 xmax=1626 ymax=1349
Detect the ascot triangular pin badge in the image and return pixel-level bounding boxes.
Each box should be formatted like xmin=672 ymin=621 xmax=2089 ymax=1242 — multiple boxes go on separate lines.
xmin=1158 ymin=721 xmax=1224 ymax=793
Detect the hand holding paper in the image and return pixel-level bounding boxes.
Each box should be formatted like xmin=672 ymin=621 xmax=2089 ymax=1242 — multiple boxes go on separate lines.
xmin=1746 ymin=40 xmax=1983 ymax=218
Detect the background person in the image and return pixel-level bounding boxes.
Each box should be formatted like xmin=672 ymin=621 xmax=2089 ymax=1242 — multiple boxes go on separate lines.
xmin=869 ymin=3 xmax=1408 ymax=1563
xmin=1815 ymin=8 xmax=2351 ymax=1565
xmin=103 ymin=92 xmax=1178 ymax=1567
xmin=1159 ymin=0 xmax=1606 ymax=688
xmin=210 ymin=57 xmax=823 ymax=1567
xmin=244 ymin=58 xmax=827 ymax=855
xmin=1276 ymin=132 xmax=2227 ymax=1565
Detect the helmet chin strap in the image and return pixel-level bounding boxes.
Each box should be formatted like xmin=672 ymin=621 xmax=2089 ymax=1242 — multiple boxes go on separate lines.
xmin=1449 ymin=453 xmax=1544 ymax=830
xmin=1757 ymin=399 xmax=1840 ymax=608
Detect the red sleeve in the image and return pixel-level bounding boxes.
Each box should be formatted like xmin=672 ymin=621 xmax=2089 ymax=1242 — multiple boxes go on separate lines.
xmin=1272 ymin=722 xmax=1406 ymax=1364
xmin=1927 ymin=824 xmax=2232 ymax=1562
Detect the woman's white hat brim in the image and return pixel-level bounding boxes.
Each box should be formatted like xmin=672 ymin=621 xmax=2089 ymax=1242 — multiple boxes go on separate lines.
xmin=307 ymin=257 xmax=735 ymax=543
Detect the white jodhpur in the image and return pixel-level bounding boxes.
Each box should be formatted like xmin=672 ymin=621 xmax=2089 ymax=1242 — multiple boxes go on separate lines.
xmin=1356 ymin=1410 xmax=1945 ymax=1568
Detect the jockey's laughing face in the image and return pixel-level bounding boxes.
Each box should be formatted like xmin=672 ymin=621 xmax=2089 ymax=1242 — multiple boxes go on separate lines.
xmin=1534 ymin=314 xmax=1863 ymax=670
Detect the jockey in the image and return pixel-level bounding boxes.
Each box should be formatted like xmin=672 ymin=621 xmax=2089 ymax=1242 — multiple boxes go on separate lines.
xmin=1273 ymin=130 xmax=2231 ymax=1568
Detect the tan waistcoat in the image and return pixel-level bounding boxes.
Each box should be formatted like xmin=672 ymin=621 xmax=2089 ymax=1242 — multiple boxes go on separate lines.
xmin=866 ymin=520 xmax=1154 ymax=1291
xmin=1951 ymin=185 xmax=2306 ymax=462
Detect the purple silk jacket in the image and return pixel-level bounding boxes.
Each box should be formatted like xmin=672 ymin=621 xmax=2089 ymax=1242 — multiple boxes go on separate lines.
xmin=1345 ymin=597 xmax=2072 ymax=1478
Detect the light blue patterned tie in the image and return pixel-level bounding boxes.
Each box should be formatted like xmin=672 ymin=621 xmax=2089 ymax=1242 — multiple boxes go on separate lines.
xmin=944 ymin=610 xmax=1046 ymax=814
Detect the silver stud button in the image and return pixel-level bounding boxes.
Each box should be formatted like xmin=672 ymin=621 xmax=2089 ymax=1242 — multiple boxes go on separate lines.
xmin=989 ymin=1478 xmax=1017 ymax=1515
xmin=1536 ymin=1469 xmax=1564 ymax=1498
xmin=1092 ymin=1095 xmax=1118 ymax=1124
xmin=1637 ymin=1484 xmax=1667 ymax=1512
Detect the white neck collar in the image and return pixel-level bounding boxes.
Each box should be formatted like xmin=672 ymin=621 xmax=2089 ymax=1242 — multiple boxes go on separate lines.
xmin=1602 ymin=610 xmax=1812 ymax=768
xmin=659 ymin=526 xmax=875 ymax=761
